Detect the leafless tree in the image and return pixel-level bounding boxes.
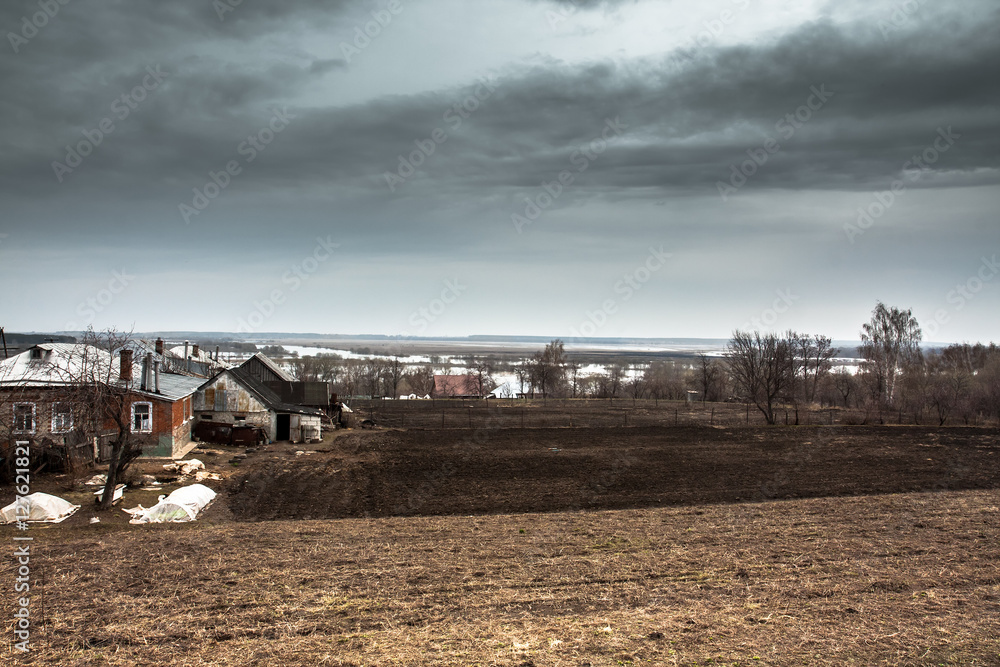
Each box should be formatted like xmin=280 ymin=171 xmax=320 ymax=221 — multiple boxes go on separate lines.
xmin=531 ymin=339 xmax=566 ymax=400
xmin=469 ymin=357 xmax=495 ymax=398
xmin=859 ymin=301 xmax=922 ymax=410
xmin=402 ymin=364 xmax=434 ymax=397
xmin=385 ymin=356 xmax=406 ymax=399
xmin=567 ymin=360 xmax=581 ymax=398
xmin=514 ymin=358 xmax=532 ymax=399
xmin=606 ymin=363 xmax=625 ymax=402
xmin=924 ymin=352 xmax=973 ymax=425
xmin=75 ymin=329 xmax=151 ymax=509
xmin=625 ymin=365 xmax=647 ymax=405
xmin=803 ymin=334 xmax=838 ymax=403
xmin=696 ymin=353 xmax=725 ymax=403
xmin=831 ymin=368 xmax=856 ymax=408
xmin=725 ymin=330 xmax=793 ymax=425
xmin=362 ymin=358 xmax=387 ymax=399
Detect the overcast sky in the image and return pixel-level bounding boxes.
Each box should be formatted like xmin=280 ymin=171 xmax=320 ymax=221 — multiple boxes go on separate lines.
xmin=1 ymin=0 xmax=997 ymax=342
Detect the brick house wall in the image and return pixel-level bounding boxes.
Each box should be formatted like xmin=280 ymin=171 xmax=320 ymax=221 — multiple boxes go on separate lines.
xmin=2 ymin=387 xmax=194 ymax=460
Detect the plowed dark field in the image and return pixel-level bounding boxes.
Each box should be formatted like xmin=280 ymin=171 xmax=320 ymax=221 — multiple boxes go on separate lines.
xmin=225 ymin=425 xmax=1000 ymax=521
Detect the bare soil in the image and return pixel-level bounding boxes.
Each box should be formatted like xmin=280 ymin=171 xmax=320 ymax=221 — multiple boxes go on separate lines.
xmin=2 ymin=424 xmax=999 ymax=665
xmin=2 ymin=490 xmax=998 ymax=665
xmin=223 ymin=425 xmax=1000 ymax=521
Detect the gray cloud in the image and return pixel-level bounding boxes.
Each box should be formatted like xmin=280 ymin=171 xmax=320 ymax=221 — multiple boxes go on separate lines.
xmin=1 ymin=0 xmax=998 ymax=340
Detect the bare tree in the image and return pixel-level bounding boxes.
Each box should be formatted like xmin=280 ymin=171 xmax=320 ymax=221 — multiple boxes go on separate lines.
xmin=804 ymin=334 xmax=838 ymax=403
xmin=340 ymin=359 xmax=366 ymax=399
xmin=402 ymin=363 xmax=434 ymax=397
xmin=696 ymin=353 xmax=725 ymax=403
xmin=925 ymin=352 xmax=973 ymax=425
xmin=75 ymin=329 xmax=151 ymax=509
xmin=469 ymin=357 xmax=495 ymax=398
xmin=831 ymin=368 xmax=856 ymax=408
xmin=385 ymin=356 xmax=405 ymax=400
xmin=606 ymin=363 xmax=625 ymax=402
xmin=725 ymin=330 xmax=793 ymax=425
xmin=567 ymin=360 xmax=581 ymax=398
xmin=531 ymin=339 xmax=566 ymax=400
xmin=859 ymin=301 xmax=922 ymax=409
xmin=514 ymin=358 xmax=532 ymax=399
xmin=625 ymin=365 xmax=647 ymax=405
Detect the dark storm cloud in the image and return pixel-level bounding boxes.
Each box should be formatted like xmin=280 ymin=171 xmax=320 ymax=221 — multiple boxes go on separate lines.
xmin=2 ymin=1 xmax=998 ymax=206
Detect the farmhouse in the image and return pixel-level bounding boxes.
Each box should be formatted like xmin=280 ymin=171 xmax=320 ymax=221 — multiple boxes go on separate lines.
xmin=192 ymin=366 xmax=324 ymax=443
xmin=0 ymin=343 xmax=204 ymax=463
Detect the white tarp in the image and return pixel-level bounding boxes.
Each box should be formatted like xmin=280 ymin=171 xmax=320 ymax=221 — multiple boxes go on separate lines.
xmin=1 ymin=492 xmax=80 ymax=524
xmin=124 ymin=483 xmax=216 ymax=524
xmin=163 ymin=459 xmax=205 ymax=476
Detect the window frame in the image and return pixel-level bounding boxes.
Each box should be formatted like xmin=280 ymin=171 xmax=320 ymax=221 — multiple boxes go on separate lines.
xmin=51 ymin=402 xmax=73 ymax=433
xmin=13 ymin=403 xmax=36 ymax=434
xmin=131 ymin=401 xmax=153 ymax=433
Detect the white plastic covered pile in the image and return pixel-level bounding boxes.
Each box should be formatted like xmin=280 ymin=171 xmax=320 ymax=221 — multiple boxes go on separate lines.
xmin=123 ymin=483 xmax=217 ymax=524
xmin=1 ymin=492 xmax=80 ymax=524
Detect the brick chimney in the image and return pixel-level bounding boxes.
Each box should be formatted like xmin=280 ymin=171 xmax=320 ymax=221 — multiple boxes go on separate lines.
xmin=119 ymin=349 xmax=133 ymax=382
xmin=155 ymin=337 xmax=164 ymax=355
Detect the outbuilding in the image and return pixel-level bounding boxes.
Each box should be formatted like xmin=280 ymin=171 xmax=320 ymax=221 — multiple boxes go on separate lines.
xmin=192 ymin=367 xmax=324 ymax=443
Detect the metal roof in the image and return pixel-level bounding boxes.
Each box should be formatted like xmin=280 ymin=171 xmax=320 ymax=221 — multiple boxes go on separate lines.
xmin=0 ymin=344 xmax=119 ymax=387
xmin=0 ymin=344 xmax=202 ymax=403
xmin=204 ymin=367 xmax=324 ymax=416
xmin=241 ymin=352 xmax=296 ymax=382
xmin=136 ymin=373 xmax=204 ymax=401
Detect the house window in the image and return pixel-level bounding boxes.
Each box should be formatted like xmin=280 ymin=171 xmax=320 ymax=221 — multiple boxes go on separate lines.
xmin=51 ymin=403 xmax=73 ymax=433
xmin=131 ymin=402 xmax=152 ymax=433
xmin=13 ymin=403 xmax=35 ymax=434
xmin=214 ymin=389 xmax=227 ymax=411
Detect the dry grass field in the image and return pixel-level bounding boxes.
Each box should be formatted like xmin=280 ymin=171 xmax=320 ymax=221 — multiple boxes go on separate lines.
xmin=3 ymin=424 xmax=999 ymax=666
xmin=4 ymin=491 xmax=999 ymax=666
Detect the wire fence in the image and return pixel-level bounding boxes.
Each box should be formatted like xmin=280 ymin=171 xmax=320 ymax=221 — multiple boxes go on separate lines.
xmin=344 ymin=398 xmax=1000 ymax=430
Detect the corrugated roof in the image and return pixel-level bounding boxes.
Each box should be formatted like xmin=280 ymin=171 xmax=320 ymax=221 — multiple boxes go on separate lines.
xmin=137 ymin=373 xmax=204 ymax=401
